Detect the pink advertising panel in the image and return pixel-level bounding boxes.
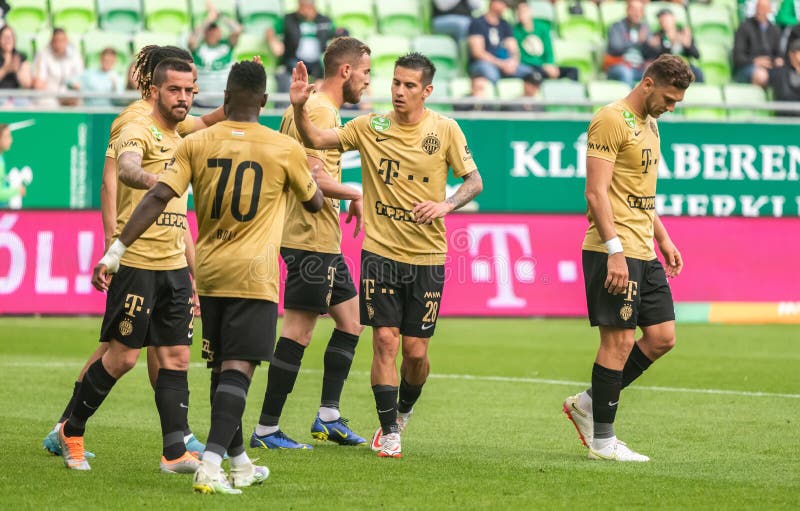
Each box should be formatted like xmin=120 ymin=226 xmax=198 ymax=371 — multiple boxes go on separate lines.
xmin=1 ymin=211 xmax=798 ymax=315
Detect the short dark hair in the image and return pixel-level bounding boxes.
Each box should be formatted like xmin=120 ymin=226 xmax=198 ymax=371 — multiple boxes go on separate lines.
xmin=789 ymin=39 xmax=800 ymax=53
xmin=643 ymin=54 xmax=694 ymax=89
xmin=100 ymin=47 xmax=116 ymax=58
xmin=152 ymin=58 xmax=194 ymax=87
xmin=395 ymin=52 xmax=436 ymax=86
xmin=323 ymin=36 xmax=371 ymax=78
xmin=226 ymin=60 xmax=267 ymax=93
xmin=134 ymin=45 xmax=194 ymax=97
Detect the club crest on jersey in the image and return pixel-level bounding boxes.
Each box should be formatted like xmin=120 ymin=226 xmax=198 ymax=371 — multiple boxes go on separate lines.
xmin=370 ymin=116 xmax=391 ymax=132
xmin=366 ymin=303 xmax=375 ymax=320
xmin=149 ymin=125 xmax=163 ymax=141
xmin=119 ymin=318 xmax=134 ymax=337
xmin=619 ymin=303 xmax=633 ymax=321
xmin=422 ymin=133 xmax=441 ymax=155
xmin=622 ymin=110 xmax=636 ymax=129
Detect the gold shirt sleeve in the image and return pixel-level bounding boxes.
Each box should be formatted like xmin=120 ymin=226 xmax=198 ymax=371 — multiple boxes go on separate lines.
xmin=586 ymin=106 xmax=627 ymax=163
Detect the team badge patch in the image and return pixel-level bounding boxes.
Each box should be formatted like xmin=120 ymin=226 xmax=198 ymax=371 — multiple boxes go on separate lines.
xmin=370 ymin=116 xmax=391 ymax=132
xmin=622 ymin=110 xmax=636 ymax=129
xmin=422 ymin=133 xmax=441 ymax=155
xmin=149 ymin=125 xmax=163 ymax=141
xmin=366 ymin=303 xmax=375 ymax=320
xmin=619 ymin=303 xmax=633 ymax=321
xmin=119 ymin=318 xmax=134 ymax=337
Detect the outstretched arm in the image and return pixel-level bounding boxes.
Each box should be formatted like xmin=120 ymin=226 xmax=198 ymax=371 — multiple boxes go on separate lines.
xmin=413 ymin=170 xmax=483 ymax=224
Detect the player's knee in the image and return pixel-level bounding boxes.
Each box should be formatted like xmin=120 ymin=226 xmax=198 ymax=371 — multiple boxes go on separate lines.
xmin=401 ymin=341 xmax=429 ymax=365
xmin=373 ymin=330 xmax=399 ymax=358
xmin=336 ymin=319 xmax=364 ymax=337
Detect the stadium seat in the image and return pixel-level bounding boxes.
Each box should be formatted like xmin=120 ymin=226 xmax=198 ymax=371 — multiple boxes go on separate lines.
xmin=427 ymin=77 xmax=452 ymax=113
xmin=554 ymin=0 xmax=603 ymax=43
xmin=132 ymin=31 xmax=180 ymax=53
xmin=541 ymin=78 xmax=588 ymax=113
xmin=688 ymin=4 xmax=735 ymax=48
xmin=82 ymin=29 xmax=132 ymax=74
xmin=587 ymin=79 xmax=631 ymax=111
xmin=367 ymin=34 xmax=411 ymax=78
xmin=529 ymin=0 xmax=556 ymax=31
xmin=552 ymin=39 xmax=596 ymax=83
xmin=678 ymin=83 xmax=725 ymax=119
xmin=50 ymin=0 xmax=98 ymax=35
xmin=695 ymin=42 xmax=731 ymax=86
xmin=4 ymin=0 xmax=50 ymax=34
xmin=238 ymin=0 xmax=282 ymax=34
xmin=376 ymin=2 xmax=422 ymax=38
xmin=448 ymin=76 xmax=473 ymax=99
xmin=412 ymin=35 xmax=462 ymax=79
xmin=143 ymin=0 xmax=191 ymax=35
xmin=190 ymin=0 xmax=237 ymax=28
xmin=329 ymin=0 xmax=376 ymax=40
xmin=645 ymin=1 xmax=688 ymax=30
xmin=98 ymin=0 xmax=144 ymax=34
xmin=496 ymin=77 xmax=525 ymax=100
xmin=723 ymin=83 xmax=770 ymax=119
xmin=711 ymin=0 xmax=740 ymax=25
xmin=233 ymin=32 xmax=276 ymax=74
xmin=366 ymin=75 xmax=394 ymax=112
xmin=599 ymin=0 xmax=626 ymax=33
xmin=14 ymin=32 xmax=37 ymax=60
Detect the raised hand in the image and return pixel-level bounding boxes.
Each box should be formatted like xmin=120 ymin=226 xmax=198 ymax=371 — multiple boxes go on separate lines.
xmin=289 ymin=61 xmax=315 ymax=107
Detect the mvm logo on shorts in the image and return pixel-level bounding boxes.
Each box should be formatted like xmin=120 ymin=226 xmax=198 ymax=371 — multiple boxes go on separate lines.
xmin=423 ymin=291 xmax=441 ymax=299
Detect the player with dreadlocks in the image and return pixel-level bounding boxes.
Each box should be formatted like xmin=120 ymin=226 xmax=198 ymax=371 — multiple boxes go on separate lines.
xmin=42 ymin=45 xmax=226 ymax=467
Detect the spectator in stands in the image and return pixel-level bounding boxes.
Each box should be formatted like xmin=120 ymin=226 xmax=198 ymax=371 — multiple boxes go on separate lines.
xmin=468 ymin=0 xmax=537 ymax=98
xmin=76 ymin=48 xmax=124 ymax=107
xmin=733 ymin=0 xmax=783 ymax=87
xmin=513 ymin=0 xmax=579 ymax=94
xmin=0 ymin=1 xmax=10 ymax=25
xmin=189 ymin=1 xmax=242 ymax=106
xmin=266 ymin=0 xmax=334 ymax=93
xmin=643 ymin=9 xmax=705 ymax=82
xmin=604 ymin=0 xmax=652 ymax=87
xmin=431 ymin=0 xmax=482 ymax=42
xmin=0 ymin=25 xmax=32 ymax=106
xmin=770 ymin=38 xmax=800 ymax=115
xmin=32 ymin=28 xmax=84 ymax=107
xmin=0 ymin=123 xmax=26 ymax=208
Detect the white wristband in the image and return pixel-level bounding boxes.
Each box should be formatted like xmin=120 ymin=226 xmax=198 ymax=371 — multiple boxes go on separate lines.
xmin=98 ymin=239 xmax=127 ymax=273
xmin=604 ymin=237 xmax=624 ymax=256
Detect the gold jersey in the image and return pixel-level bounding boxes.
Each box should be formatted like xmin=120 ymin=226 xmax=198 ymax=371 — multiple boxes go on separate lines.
xmin=336 ymin=109 xmax=477 ymax=265
xmin=280 ymin=92 xmax=343 ymax=254
xmin=105 ymin=99 xmax=201 ymax=159
xmin=583 ymin=100 xmax=659 ymax=260
xmin=115 ymin=116 xmax=189 ymax=270
xmin=159 ymin=120 xmax=319 ymax=302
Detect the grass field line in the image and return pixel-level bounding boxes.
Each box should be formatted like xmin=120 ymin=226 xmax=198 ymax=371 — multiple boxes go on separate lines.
xmin=5 ymin=359 xmax=800 ymax=400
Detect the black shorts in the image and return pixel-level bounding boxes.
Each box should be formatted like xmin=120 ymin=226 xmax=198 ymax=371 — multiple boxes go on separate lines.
xmin=359 ymin=250 xmax=445 ymax=338
xmin=199 ymin=296 xmax=278 ymax=367
xmin=281 ymin=247 xmax=358 ymax=314
xmin=99 ymin=265 xmax=193 ymax=348
xmin=583 ymin=250 xmax=675 ymax=329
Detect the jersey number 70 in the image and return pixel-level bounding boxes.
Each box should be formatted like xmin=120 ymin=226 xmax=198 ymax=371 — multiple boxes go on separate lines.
xmin=208 ymin=158 xmax=263 ymax=222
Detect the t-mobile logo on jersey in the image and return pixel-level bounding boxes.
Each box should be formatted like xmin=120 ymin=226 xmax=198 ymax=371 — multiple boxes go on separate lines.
xmin=465 ymin=224 xmax=536 ymax=308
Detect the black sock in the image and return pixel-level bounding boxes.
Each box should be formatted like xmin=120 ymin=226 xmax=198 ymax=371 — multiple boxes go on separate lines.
xmin=398 ymin=378 xmax=424 ymax=414
xmin=155 ymin=368 xmax=189 ymax=460
xmin=621 ymin=343 xmax=653 ymax=389
xmin=210 ymin=370 xmax=220 ymax=406
xmin=205 ymin=369 xmax=251 ymax=458
xmin=58 ymin=381 xmax=82 ymax=423
xmin=372 ymin=385 xmax=399 ymax=434
xmin=320 ymin=329 xmax=359 ymax=412
xmin=591 ymin=363 xmax=623 ymax=441
xmin=63 ymin=360 xmax=117 ymax=437
xmin=259 ymin=337 xmax=305 ymax=426
xmin=228 ymin=421 xmax=245 ymax=458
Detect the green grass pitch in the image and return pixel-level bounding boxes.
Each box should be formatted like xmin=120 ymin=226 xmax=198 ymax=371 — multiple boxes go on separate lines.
xmin=0 ymin=317 xmax=798 ymax=510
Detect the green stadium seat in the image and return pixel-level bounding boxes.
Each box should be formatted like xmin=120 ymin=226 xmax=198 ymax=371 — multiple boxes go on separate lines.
xmin=143 ymin=0 xmax=191 ymax=35
xmin=529 ymin=1 xmax=556 ymax=31
xmin=723 ymin=83 xmax=770 ymax=119
xmin=448 ymin=76 xmax=473 ymax=99
xmin=14 ymin=32 xmax=37 ymax=60
xmin=688 ymin=4 xmax=735 ymax=47
xmin=376 ymin=2 xmax=421 ymax=38
xmin=4 ymin=0 xmax=50 ymax=34
xmin=329 ymin=0 xmax=376 ymax=40
xmin=678 ymin=83 xmax=725 ymax=119
xmin=412 ymin=35 xmax=462 ymax=79
xmin=51 ymin=0 xmax=98 ymax=35
xmin=496 ymin=77 xmax=525 ymax=99
xmin=189 ymin=0 xmax=237 ymax=29
xmin=366 ymin=75 xmax=394 ymax=112
xmin=367 ymin=34 xmax=411 ymax=77
xmin=82 ymin=29 xmax=132 ymax=74
xmin=233 ymin=32 xmax=276 ymax=74
xmin=427 ymin=77 xmax=452 ymax=113
xmin=711 ymin=0 xmax=740 ymax=26
xmin=696 ymin=42 xmax=731 ymax=86
xmin=541 ymin=78 xmax=588 ymax=113
xmin=587 ymin=79 xmax=631 ymax=111
xmin=132 ymin=31 xmax=181 ymax=53
xmin=554 ymin=0 xmax=603 ymax=43
xmin=552 ymin=39 xmax=596 ymax=83
xmin=645 ymin=1 xmax=688 ymax=30
xmin=238 ymin=0 xmax=282 ymax=34
xmin=599 ymin=0 xmax=626 ymax=33
xmin=98 ymin=0 xmax=144 ymax=34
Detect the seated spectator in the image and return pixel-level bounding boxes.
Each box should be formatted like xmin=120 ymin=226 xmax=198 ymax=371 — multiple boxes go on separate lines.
xmin=604 ymin=0 xmax=652 ymax=87
xmin=76 ymin=48 xmax=124 ymax=107
xmin=431 ymin=0 xmax=482 ymax=43
xmin=453 ymin=77 xmax=498 ymax=111
xmin=513 ymin=0 xmax=579 ymax=94
xmin=266 ymin=0 xmax=334 ymax=93
xmin=770 ymin=38 xmax=800 ymax=115
xmin=468 ymin=0 xmax=537 ymax=96
xmin=733 ymin=0 xmax=783 ymax=87
xmin=643 ymin=9 xmax=704 ymax=82
xmin=189 ymin=1 xmax=241 ymax=106
xmin=0 ymin=25 xmax=32 ymax=106
xmin=32 ymin=28 xmax=84 ymax=107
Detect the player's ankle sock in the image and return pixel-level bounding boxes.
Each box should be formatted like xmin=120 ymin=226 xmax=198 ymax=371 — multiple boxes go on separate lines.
xmin=398 ymin=378 xmax=424 ymax=413
xmin=578 ymin=389 xmax=593 ymax=412
xmin=58 ymin=381 xmax=82 ymax=424
xmin=259 ymin=337 xmax=305 ymax=427
xmin=63 ymin=359 xmax=117 ymax=437
xmin=155 ymin=368 xmax=189 ymax=460
xmin=592 ymin=436 xmax=616 ymax=451
xmin=202 ymin=452 xmax=223 ymax=469
xmin=320 ymin=329 xmax=359 ymax=412
xmin=206 ymin=369 xmax=251 ymax=460
xmin=372 ymin=385 xmax=399 ymax=435
xmin=591 ymin=363 xmax=623 ymax=442
xmin=255 ymin=424 xmax=279 ymax=436
xmin=230 ymin=449 xmax=251 ymax=468
xmin=318 ymin=406 xmax=340 ymax=422
xmin=621 ymin=343 xmax=654 ymax=389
